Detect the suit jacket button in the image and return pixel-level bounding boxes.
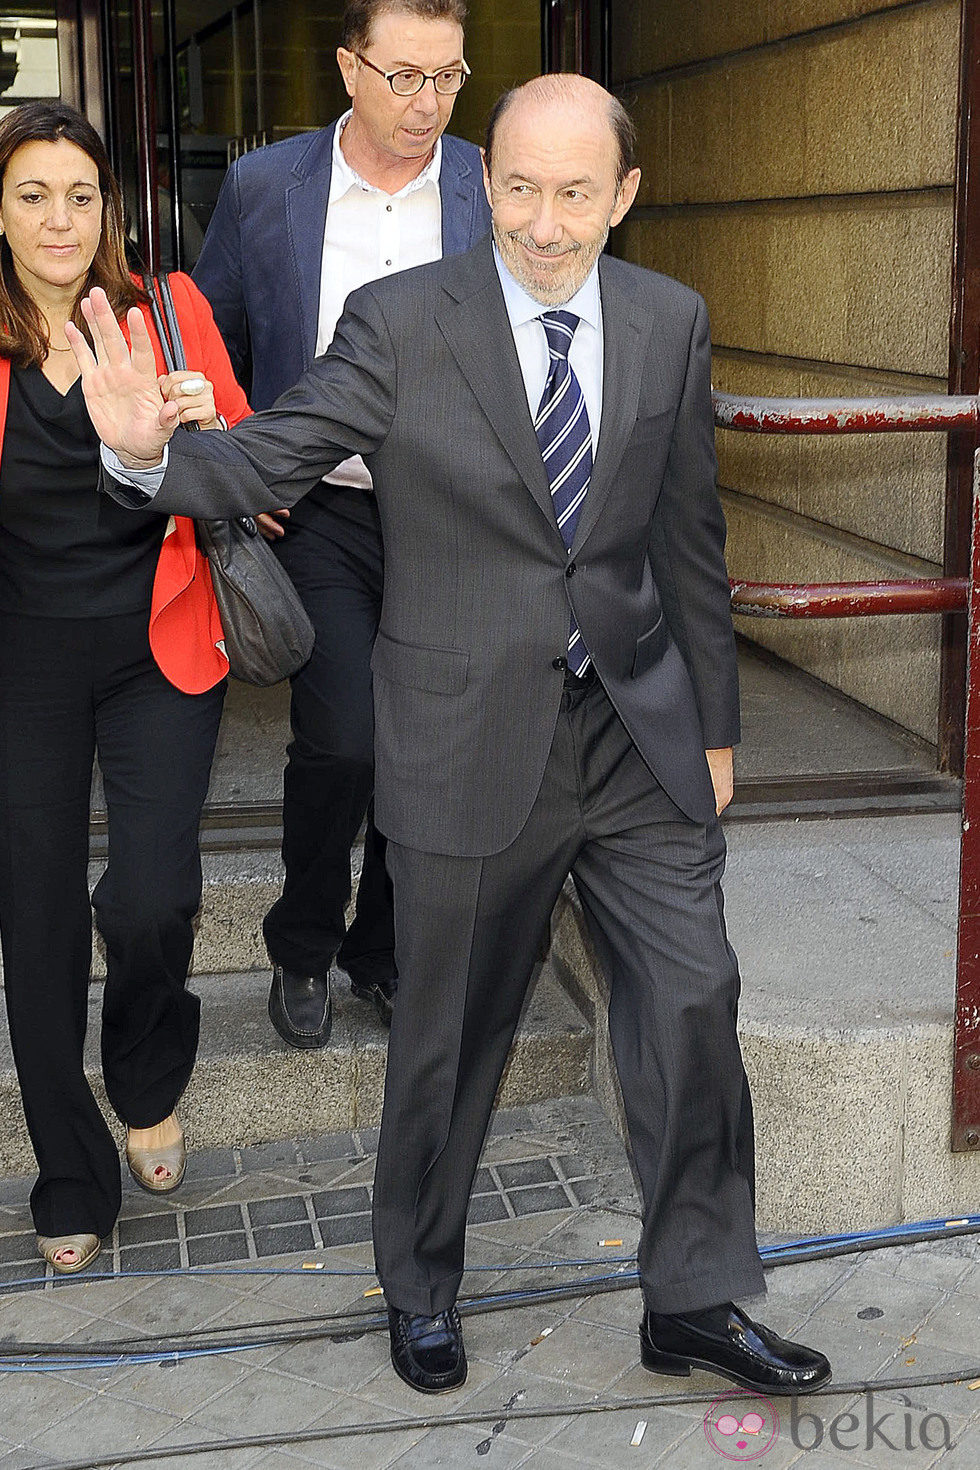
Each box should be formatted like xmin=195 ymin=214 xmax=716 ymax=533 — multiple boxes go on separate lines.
xmin=565 ymin=561 xmax=576 ymax=577
xmin=552 ymin=656 xmax=567 ymax=670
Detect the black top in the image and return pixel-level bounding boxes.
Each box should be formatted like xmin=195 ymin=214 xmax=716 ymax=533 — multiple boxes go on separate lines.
xmin=0 ymin=363 xmax=165 ymax=617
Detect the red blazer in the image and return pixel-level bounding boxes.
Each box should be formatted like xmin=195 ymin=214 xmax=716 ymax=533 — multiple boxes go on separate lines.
xmin=0 ymin=272 xmax=251 ymax=693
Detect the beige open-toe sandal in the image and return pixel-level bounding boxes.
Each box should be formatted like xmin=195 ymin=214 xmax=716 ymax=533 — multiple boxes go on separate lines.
xmin=37 ymin=1233 xmax=101 ymax=1274
xmin=126 ymin=1118 xmax=187 ymax=1194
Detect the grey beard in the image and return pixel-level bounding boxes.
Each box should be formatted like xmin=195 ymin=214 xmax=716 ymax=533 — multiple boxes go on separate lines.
xmin=491 ymin=220 xmax=610 ymax=306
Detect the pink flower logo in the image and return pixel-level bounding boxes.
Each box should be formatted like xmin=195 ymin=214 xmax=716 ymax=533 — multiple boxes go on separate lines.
xmin=703 ymin=1391 xmax=780 ymax=1460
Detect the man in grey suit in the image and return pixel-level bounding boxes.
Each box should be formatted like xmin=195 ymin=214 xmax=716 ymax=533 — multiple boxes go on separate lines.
xmin=73 ymin=73 xmax=831 ymax=1400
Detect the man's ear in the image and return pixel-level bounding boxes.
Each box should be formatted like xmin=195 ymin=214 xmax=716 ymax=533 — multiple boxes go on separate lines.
xmin=337 ymin=46 xmax=357 ymax=99
xmin=481 ymin=147 xmax=493 ymax=210
xmin=610 ymin=167 xmax=641 ymax=228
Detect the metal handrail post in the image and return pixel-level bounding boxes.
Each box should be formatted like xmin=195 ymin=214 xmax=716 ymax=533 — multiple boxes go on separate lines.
xmin=953 ymin=452 xmax=980 ymax=1150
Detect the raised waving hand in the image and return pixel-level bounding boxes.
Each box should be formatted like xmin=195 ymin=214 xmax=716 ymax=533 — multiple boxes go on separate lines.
xmin=65 ymin=288 xmax=180 ymax=468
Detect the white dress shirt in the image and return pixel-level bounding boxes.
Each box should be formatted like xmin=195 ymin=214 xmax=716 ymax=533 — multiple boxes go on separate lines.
xmin=318 ymin=111 xmax=443 ymax=490
xmin=492 ymin=244 xmax=603 ymax=451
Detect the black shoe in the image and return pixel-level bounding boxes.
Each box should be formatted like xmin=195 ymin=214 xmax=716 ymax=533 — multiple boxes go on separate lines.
xmin=348 ymin=972 xmax=396 ymax=1027
xmin=640 ymin=1303 xmax=832 ymax=1396
xmin=267 ymin=965 xmax=331 ymax=1049
xmin=387 ymin=1304 xmax=467 ymax=1393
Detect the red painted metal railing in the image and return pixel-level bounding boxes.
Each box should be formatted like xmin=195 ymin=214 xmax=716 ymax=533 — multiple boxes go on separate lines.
xmin=715 ymin=390 xmax=979 ymax=1151
xmin=730 ymin=579 xmax=968 ymax=618
xmin=713 ymin=391 xmax=980 ymax=435
xmin=955 ymin=472 xmax=980 ymax=1152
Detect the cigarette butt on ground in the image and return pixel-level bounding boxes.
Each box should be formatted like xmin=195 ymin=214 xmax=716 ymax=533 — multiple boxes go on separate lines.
xmin=631 ymin=1422 xmax=647 ymax=1447
xmin=599 ymin=1239 xmax=623 ymax=1247
xmin=364 ymin=1285 xmax=384 ymax=1297
xmin=301 ymin=1262 xmax=324 ymax=1270
xmin=969 ymin=1378 xmax=980 ymax=1390
xmin=529 ymin=1326 xmax=555 ymax=1346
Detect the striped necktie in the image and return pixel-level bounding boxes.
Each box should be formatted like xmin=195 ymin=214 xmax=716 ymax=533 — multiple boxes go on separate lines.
xmin=535 ymin=310 xmax=592 ymax=677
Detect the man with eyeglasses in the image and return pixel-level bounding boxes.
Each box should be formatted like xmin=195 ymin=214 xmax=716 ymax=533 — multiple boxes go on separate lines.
xmin=194 ymin=0 xmax=489 ymax=1051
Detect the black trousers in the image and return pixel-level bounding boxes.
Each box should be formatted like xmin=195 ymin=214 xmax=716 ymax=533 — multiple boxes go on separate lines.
xmin=263 ymin=486 xmax=395 ymax=984
xmin=373 ymin=681 xmax=764 ymax=1318
xmin=0 ymin=611 xmax=224 ymax=1238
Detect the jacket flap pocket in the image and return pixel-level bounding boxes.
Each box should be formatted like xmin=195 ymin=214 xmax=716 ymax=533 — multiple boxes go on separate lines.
xmin=631 ymin=615 xmax=669 ymax=678
xmin=372 ymin=631 xmax=469 ymax=695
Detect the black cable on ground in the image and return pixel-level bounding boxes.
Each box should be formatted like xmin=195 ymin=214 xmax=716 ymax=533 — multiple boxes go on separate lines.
xmin=24 ymin=1369 xmax=980 ymax=1470
xmin=0 ymin=1273 xmax=634 ymax=1363
xmin=4 ymin=1216 xmax=979 ymax=1465
xmin=4 ymin=1212 xmax=980 ymax=1365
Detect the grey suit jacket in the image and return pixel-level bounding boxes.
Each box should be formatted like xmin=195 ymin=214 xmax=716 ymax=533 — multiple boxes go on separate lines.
xmin=138 ymin=238 xmax=739 ymax=855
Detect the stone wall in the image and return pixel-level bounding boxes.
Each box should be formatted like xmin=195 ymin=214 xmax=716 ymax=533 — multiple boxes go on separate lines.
xmin=611 ymin=0 xmax=961 ymax=744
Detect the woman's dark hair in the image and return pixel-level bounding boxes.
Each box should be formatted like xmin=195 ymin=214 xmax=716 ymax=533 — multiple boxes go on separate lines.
xmin=0 ymin=100 xmax=141 ymax=367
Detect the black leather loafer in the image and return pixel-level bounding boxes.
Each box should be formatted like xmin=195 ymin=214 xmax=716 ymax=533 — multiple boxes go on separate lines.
xmin=640 ymin=1304 xmax=832 ymax=1396
xmin=268 ymin=965 xmax=331 ymax=1049
xmin=348 ymin=973 xmax=396 ymax=1027
xmin=388 ymin=1304 xmax=467 ymax=1393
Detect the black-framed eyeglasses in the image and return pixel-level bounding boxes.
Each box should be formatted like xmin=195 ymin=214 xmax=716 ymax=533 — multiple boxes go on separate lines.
xmin=354 ymin=53 xmax=471 ymax=96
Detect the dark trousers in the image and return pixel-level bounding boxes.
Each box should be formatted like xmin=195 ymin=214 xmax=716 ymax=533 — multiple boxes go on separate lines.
xmin=263 ymin=486 xmax=395 ymax=983
xmin=0 ymin=611 xmax=224 ymax=1238
xmin=373 ymin=680 xmax=764 ymax=1318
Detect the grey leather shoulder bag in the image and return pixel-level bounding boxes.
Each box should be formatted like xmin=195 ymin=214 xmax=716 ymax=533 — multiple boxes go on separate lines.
xmin=144 ymin=274 xmax=314 ymax=686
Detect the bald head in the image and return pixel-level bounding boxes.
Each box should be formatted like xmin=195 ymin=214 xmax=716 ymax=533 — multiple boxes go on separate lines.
xmin=485 ymin=73 xmax=636 ymax=188
xmin=481 ymin=72 xmax=641 ymax=306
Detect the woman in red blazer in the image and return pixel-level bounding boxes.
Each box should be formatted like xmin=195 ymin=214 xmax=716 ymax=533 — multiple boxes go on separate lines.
xmin=0 ymin=101 xmax=249 ymax=1273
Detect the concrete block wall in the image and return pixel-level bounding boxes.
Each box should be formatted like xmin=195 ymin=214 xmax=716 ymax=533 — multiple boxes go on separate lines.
xmin=612 ymin=0 xmax=960 ymax=744
xmin=449 ymin=0 xmax=541 ymax=146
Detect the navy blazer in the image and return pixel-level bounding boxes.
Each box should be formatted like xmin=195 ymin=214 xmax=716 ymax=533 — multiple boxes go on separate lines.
xmin=193 ymin=121 xmax=491 ymax=411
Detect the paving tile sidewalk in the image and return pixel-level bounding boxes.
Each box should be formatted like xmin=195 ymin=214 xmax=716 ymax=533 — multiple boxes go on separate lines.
xmin=0 ymin=1097 xmax=977 ymax=1470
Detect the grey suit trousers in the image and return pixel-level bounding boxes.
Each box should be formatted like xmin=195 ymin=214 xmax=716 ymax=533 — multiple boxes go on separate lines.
xmin=372 ymin=680 xmax=766 ymax=1317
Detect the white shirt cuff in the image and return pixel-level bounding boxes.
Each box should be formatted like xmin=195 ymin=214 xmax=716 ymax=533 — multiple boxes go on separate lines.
xmin=100 ymin=442 xmax=169 ymax=495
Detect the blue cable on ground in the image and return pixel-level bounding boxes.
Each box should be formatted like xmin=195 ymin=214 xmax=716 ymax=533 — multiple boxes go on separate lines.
xmin=0 ymin=1211 xmax=976 ymax=1372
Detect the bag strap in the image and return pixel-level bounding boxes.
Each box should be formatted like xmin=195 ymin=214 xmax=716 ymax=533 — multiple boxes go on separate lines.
xmin=158 ymin=274 xmax=188 ymax=372
xmin=142 ymin=274 xmax=176 ymax=373
xmin=143 ymin=273 xmax=199 ymax=433
xmin=142 ymin=272 xmax=192 ymax=373
xmin=145 ymin=277 xmax=244 ymax=537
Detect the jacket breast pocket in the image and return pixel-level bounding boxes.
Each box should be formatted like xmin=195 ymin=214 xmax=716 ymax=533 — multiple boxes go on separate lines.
xmin=631 ymin=614 xmax=669 ymax=678
xmin=371 ymin=631 xmax=469 ymax=695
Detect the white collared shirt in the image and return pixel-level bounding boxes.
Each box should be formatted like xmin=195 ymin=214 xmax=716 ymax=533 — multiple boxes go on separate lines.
xmin=318 ymin=112 xmax=444 ymax=489
xmin=492 ymin=244 xmax=603 ymax=451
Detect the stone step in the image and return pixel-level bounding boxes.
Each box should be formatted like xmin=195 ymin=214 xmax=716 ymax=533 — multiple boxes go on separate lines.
xmin=0 ymin=962 xmax=592 ymax=1177
xmin=87 ymin=847 xmax=289 ymax=979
